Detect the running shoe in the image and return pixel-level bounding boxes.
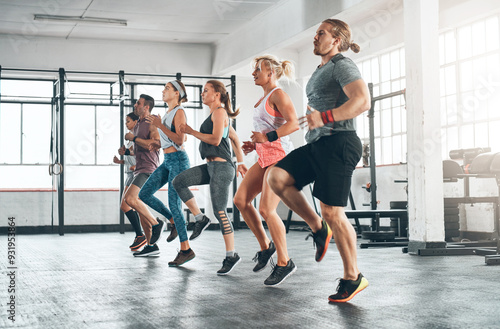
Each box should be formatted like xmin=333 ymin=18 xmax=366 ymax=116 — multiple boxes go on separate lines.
xmin=149 ymin=218 xmax=166 ymax=245
xmin=168 ymin=249 xmax=195 ymax=267
xmin=328 ymin=273 xmax=369 ymax=303
xmin=264 ymin=259 xmax=297 ymax=286
xmin=305 ymin=219 xmax=332 ymax=262
xmin=130 ymin=234 xmax=147 ymax=251
xmin=166 ymin=223 xmax=178 ymax=242
xmin=252 ymin=241 xmax=276 ymax=272
xmin=189 ymin=215 xmax=210 ymax=241
xmin=133 ymin=244 xmax=160 ymax=257
xmin=217 ymin=253 xmax=241 ymax=275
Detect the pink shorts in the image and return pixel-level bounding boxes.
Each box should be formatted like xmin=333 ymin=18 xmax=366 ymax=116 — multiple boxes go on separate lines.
xmin=256 ymin=140 xmax=287 ymax=168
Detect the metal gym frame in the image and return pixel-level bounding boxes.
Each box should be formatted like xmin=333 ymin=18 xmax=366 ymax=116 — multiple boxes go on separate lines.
xmin=0 ymin=66 xmax=238 ymax=235
xmin=345 ymin=83 xmax=409 ymax=247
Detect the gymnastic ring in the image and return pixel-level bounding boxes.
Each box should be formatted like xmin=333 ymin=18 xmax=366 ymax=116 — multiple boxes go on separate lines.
xmin=49 ymin=163 xmax=63 ymax=176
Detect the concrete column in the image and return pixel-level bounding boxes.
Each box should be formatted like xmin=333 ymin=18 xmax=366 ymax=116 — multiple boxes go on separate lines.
xmin=404 ymin=0 xmax=445 ymax=253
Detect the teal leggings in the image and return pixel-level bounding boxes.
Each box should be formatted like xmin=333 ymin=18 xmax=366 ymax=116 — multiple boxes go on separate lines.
xmin=139 ymin=151 xmax=190 ymax=242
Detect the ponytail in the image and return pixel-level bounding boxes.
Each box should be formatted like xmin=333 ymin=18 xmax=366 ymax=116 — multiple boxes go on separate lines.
xmin=207 ymin=80 xmax=239 ymax=118
xmin=253 ymin=55 xmax=295 ymax=82
xmin=280 ymin=60 xmax=295 ymax=81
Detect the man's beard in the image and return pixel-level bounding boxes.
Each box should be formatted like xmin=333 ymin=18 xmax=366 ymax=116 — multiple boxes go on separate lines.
xmin=313 ymin=45 xmax=327 ymax=56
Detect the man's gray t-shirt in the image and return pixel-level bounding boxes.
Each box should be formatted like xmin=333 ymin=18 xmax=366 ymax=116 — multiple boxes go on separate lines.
xmin=305 ymin=53 xmax=362 ymax=144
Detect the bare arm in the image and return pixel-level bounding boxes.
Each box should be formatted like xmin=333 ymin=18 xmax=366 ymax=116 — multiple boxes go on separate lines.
xmin=331 ymin=79 xmax=371 ymax=120
xmin=180 ymin=108 xmax=226 ymax=146
xmin=146 ymin=124 xmax=161 ymax=149
xmin=124 ymin=125 xmax=161 ymax=151
xmin=251 ymin=89 xmax=299 ymax=143
xmin=301 ymin=79 xmax=371 ymax=130
xmin=229 ymin=126 xmax=244 ymax=163
xmin=272 ymin=90 xmax=299 ymax=137
xmin=146 ymin=109 xmax=186 ymax=147
xmin=229 ymin=125 xmax=247 ymax=177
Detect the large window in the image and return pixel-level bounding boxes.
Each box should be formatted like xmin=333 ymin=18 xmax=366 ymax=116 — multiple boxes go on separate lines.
xmin=440 ymin=15 xmax=500 ymax=158
xmin=355 ymin=14 xmax=500 ymax=166
xmin=357 ymin=47 xmax=407 ymax=166
xmin=0 ymin=103 xmax=53 ymax=189
xmin=0 ymin=73 xmax=207 ymax=189
xmin=0 ymin=80 xmax=53 ymax=189
xmin=65 ymin=105 xmax=120 ymax=189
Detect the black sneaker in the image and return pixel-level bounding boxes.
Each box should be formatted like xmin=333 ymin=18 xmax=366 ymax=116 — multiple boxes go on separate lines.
xmin=305 ymin=219 xmax=332 ymax=262
xmin=168 ymin=249 xmax=196 ymax=267
xmin=166 ymin=223 xmax=178 ymax=242
xmin=252 ymin=241 xmax=276 ymax=272
xmin=130 ymin=234 xmax=147 ymax=251
xmin=133 ymin=244 xmax=160 ymax=257
xmin=328 ymin=273 xmax=369 ymax=303
xmin=150 ymin=218 xmax=166 ymax=245
xmin=189 ymin=215 xmax=210 ymax=241
xmin=264 ymin=259 xmax=297 ymax=286
xmin=217 ymin=253 xmax=241 ymax=275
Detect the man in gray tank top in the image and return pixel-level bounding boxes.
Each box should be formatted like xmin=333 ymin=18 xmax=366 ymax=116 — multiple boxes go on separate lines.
xmin=122 ymin=94 xmax=162 ymax=257
xmin=269 ymin=19 xmax=371 ymax=303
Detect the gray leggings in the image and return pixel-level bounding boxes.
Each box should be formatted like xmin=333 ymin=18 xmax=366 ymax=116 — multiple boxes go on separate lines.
xmin=172 ymin=161 xmax=235 ymax=235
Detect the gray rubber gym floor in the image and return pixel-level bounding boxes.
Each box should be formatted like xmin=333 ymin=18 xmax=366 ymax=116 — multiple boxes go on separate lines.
xmin=1 ymin=228 xmax=499 ymax=329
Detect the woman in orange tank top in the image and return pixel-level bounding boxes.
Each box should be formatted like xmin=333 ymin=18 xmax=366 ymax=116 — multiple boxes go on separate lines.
xmin=233 ymin=55 xmax=299 ymax=286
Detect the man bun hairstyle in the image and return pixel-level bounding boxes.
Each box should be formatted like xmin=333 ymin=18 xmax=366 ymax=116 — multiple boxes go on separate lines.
xmin=322 ymin=18 xmax=360 ymax=53
xmin=349 ymin=42 xmax=361 ymax=53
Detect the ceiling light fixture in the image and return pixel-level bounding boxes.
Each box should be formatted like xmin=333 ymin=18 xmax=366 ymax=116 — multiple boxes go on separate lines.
xmin=33 ymin=14 xmax=127 ymax=26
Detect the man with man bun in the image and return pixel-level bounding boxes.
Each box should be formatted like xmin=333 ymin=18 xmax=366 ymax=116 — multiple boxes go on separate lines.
xmin=268 ymin=19 xmax=371 ymax=302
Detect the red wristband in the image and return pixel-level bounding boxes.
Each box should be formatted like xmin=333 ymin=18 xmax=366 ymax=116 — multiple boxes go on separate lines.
xmin=321 ymin=111 xmax=334 ymax=124
xmin=321 ymin=111 xmax=328 ymax=124
xmin=326 ymin=110 xmax=334 ymax=123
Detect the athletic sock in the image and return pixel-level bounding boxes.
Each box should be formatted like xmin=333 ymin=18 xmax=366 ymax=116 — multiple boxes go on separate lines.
xmin=194 ymin=213 xmax=204 ymax=222
xmin=125 ymin=210 xmax=143 ymax=236
xmin=226 ymin=250 xmax=235 ymax=258
xmin=181 ymin=248 xmax=192 ymax=254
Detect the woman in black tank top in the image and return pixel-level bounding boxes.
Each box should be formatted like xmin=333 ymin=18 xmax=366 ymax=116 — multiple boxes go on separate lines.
xmin=173 ymin=80 xmax=248 ymax=275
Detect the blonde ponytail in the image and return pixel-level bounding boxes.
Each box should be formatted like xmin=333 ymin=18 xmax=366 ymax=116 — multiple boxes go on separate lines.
xmin=253 ymin=54 xmax=295 ymax=82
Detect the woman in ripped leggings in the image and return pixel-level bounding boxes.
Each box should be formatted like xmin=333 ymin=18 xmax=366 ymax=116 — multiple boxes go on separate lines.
xmin=173 ymin=79 xmax=247 ymax=275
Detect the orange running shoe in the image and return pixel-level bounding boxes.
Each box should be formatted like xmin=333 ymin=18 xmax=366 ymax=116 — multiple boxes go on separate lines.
xmin=306 ymin=219 xmax=332 ymax=262
xmin=328 ymin=273 xmax=369 ymax=303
